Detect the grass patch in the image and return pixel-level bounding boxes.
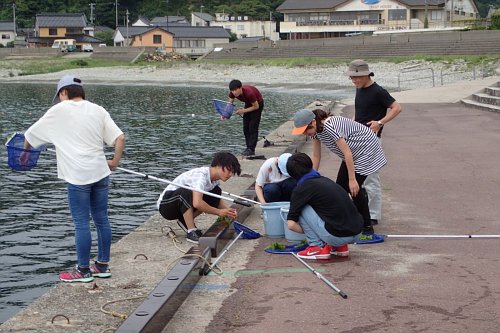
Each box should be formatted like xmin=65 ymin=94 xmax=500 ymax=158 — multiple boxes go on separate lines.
xmin=0 ymin=56 xmax=134 ymax=76
xmin=1 ymin=54 xmax=497 ymax=76
xmin=200 ymin=55 xmax=499 ymax=67
xmin=199 ymin=57 xmax=349 ymax=67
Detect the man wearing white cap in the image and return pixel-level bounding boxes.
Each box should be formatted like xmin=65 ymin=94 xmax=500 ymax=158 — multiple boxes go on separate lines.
xmin=346 ymin=59 xmax=402 ymax=226
xmin=23 ymin=74 xmax=125 ymax=283
xmin=254 ymin=153 xmax=296 ymax=204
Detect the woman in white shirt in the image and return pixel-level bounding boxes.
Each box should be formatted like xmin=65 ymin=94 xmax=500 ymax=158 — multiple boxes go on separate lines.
xmin=24 ymin=75 xmax=125 ymax=283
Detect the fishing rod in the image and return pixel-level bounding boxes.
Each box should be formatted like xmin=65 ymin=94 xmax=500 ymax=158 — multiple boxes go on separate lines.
xmin=44 ymin=148 xmax=255 ymax=207
xmin=117 ymin=167 xmax=253 ymax=207
xmin=384 ymin=234 xmax=500 ymax=239
xmin=203 ymin=230 xmax=244 ymax=276
xmin=291 ymin=252 xmax=348 ymax=299
xmin=222 ymin=190 xmax=260 ymax=205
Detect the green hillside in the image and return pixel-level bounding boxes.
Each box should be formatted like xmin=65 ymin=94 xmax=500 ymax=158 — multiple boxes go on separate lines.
xmin=0 ymin=0 xmax=495 ymax=29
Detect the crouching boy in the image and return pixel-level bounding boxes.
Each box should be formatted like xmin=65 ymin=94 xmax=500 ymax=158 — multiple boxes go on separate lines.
xmin=157 ymin=151 xmax=241 ymax=244
xmin=285 ymin=153 xmax=363 ymax=260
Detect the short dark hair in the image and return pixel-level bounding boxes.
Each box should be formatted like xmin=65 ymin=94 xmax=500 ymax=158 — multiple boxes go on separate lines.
xmin=286 ymin=152 xmax=313 ymax=180
xmin=63 ymin=85 xmax=85 ymax=100
xmin=211 ymin=151 xmax=241 ymax=176
xmin=229 ymin=79 xmax=242 ymax=91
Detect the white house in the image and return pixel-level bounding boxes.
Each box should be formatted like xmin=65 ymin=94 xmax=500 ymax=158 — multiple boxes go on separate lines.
xmin=209 ymin=13 xmax=279 ymax=41
xmin=0 ymin=21 xmax=16 ymax=46
xmin=277 ymin=0 xmax=479 ymax=39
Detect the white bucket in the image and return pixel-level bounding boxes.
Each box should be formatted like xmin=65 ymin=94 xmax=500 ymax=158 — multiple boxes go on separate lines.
xmin=280 ymin=207 xmax=307 ymax=242
xmin=260 ymin=201 xmax=288 ymax=238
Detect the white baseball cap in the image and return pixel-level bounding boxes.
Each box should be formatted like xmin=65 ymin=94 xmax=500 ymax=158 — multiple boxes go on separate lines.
xmin=277 ymin=153 xmax=292 ymax=177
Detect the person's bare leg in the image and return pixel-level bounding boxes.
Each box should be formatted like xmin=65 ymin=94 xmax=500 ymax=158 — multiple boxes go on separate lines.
xmin=182 ymin=207 xmax=196 ymax=230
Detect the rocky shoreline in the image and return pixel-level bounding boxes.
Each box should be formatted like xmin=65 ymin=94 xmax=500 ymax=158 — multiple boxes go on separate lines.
xmin=0 ymin=60 xmax=486 ymax=92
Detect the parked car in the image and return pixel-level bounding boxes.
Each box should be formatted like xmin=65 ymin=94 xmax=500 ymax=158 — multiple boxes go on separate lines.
xmin=52 ymin=39 xmax=76 ymax=49
xmin=82 ymin=44 xmax=94 ymax=52
xmin=61 ymin=45 xmax=77 ymax=53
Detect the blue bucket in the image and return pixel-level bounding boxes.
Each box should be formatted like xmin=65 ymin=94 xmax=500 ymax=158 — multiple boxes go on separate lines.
xmin=280 ymin=207 xmax=307 ymax=242
xmin=260 ymin=201 xmax=289 ymax=238
xmin=5 ymin=133 xmax=46 ymax=171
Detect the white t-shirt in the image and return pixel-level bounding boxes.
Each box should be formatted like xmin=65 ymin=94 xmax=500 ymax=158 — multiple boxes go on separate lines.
xmin=157 ymin=167 xmax=219 ymax=208
xmin=25 ymin=100 xmax=123 ymax=185
xmin=255 ymin=157 xmax=289 ymax=187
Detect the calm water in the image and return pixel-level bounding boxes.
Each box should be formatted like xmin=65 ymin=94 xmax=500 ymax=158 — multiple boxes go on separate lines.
xmin=0 ymin=81 xmax=352 ymax=323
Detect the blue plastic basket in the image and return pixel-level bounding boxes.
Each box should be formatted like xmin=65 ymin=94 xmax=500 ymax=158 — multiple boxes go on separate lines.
xmin=5 ymin=133 xmax=46 ymax=171
xmin=212 ymin=99 xmax=235 ymax=119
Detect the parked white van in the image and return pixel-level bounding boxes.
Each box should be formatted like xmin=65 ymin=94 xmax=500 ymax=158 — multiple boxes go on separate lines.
xmin=52 ymin=39 xmax=77 ymax=52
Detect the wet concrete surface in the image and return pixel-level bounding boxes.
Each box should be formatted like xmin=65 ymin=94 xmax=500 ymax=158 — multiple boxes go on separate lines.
xmin=202 ymin=100 xmax=500 ymax=332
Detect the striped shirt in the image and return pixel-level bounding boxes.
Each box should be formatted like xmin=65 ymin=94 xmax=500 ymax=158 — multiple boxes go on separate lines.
xmin=315 ymin=116 xmax=387 ymax=176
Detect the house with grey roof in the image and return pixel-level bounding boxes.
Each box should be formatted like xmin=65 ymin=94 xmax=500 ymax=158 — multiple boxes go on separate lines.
xmin=113 ymin=25 xmax=230 ymax=58
xmin=0 ymin=21 xmax=16 ymax=47
xmin=277 ymin=0 xmax=479 ymax=39
xmin=33 ymin=13 xmax=103 ymax=48
xmin=191 ymin=12 xmax=214 ymax=27
xmin=133 ymin=16 xmax=151 ymax=27
xmin=150 ymin=16 xmax=190 ymax=27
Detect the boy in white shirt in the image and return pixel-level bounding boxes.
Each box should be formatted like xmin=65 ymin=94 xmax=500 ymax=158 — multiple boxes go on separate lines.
xmin=157 ymin=151 xmax=241 ymax=244
xmin=255 ymin=153 xmax=296 ymax=204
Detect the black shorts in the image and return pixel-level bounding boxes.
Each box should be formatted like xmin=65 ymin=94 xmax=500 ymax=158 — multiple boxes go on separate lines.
xmin=158 ymin=186 xmax=222 ymax=223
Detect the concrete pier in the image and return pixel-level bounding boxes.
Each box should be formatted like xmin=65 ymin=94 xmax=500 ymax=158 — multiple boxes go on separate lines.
xmin=1 ymin=76 xmax=499 ymax=333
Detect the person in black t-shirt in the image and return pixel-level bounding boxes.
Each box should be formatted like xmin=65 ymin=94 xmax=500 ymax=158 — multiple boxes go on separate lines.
xmin=346 ymin=59 xmax=402 ymax=226
xmin=285 ymin=153 xmax=363 ymax=261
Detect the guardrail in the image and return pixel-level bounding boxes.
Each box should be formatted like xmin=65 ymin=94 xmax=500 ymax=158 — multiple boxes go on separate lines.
xmin=439 ymin=58 xmax=498 ymax=85
xmin=398 ymin=67 xmax=435 ymax=91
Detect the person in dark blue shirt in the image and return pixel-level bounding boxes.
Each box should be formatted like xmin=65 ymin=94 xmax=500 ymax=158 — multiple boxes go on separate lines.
xmin=285 ymin=152 xmax=363 ymax=260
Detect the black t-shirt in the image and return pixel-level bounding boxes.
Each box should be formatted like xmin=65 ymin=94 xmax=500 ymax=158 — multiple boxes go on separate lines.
xmin=287 ymin=176 xmax=363 ymax=237
xmin=354 ymin=82 xmax=395 ymax=137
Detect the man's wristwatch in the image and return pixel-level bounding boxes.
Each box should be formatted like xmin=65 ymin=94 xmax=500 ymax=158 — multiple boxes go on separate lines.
xmin=377 ymin=121 xmax=384 ymax=128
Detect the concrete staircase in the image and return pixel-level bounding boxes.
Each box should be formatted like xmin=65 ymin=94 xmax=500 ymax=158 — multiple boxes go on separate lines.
xmin=204 ymin=39 xmax=500 ymax=61
xmin=461 ymin=81 xmax=500 ymax=113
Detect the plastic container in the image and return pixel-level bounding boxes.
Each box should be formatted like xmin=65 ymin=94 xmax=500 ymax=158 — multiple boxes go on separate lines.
xmin=280 ymin=207 xmax=307 ymax=242
xmin=5 ymin=132 xmax=45 ymax=171
xmin=260 ymin=201 xmax=289 ymax=238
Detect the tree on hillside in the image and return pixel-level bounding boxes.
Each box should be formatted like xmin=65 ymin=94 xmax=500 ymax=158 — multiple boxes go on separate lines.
xmin=491 ymin=12 xmax=500 ymax=29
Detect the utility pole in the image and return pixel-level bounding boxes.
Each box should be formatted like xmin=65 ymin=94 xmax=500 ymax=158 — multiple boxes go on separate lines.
xmin=115 ymin=0 xmax=118 ymax=28
xmin=12 ymin=3 xmax=17 ymax=37
xmin=126 ymin=9 xmax=129 ymax=47
xmin=450 ymin=0 xmax=454 ymax=26
xmin=424 ymin=0 xmax=428 ymax=28
xmin=89 ymin=3 xmax=95 ymax=26
xmin=165 ymin=0 xmax=169 ymax=30
xmin=269 ymin=11 xmax=272 ymax=41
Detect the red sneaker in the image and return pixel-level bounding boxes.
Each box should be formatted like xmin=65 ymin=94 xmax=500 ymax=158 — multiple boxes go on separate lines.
xmin=59 ymin=266 xmax=94 ymax=283
xmin=297 ymin=245 xmax=331 ymax=260
xmin=330 ymin=244 xmax=349 ymax=257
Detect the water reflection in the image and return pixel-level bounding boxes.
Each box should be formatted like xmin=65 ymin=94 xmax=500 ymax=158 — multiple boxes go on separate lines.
xmin=0 ymin=81 xmax=351 ymax=323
